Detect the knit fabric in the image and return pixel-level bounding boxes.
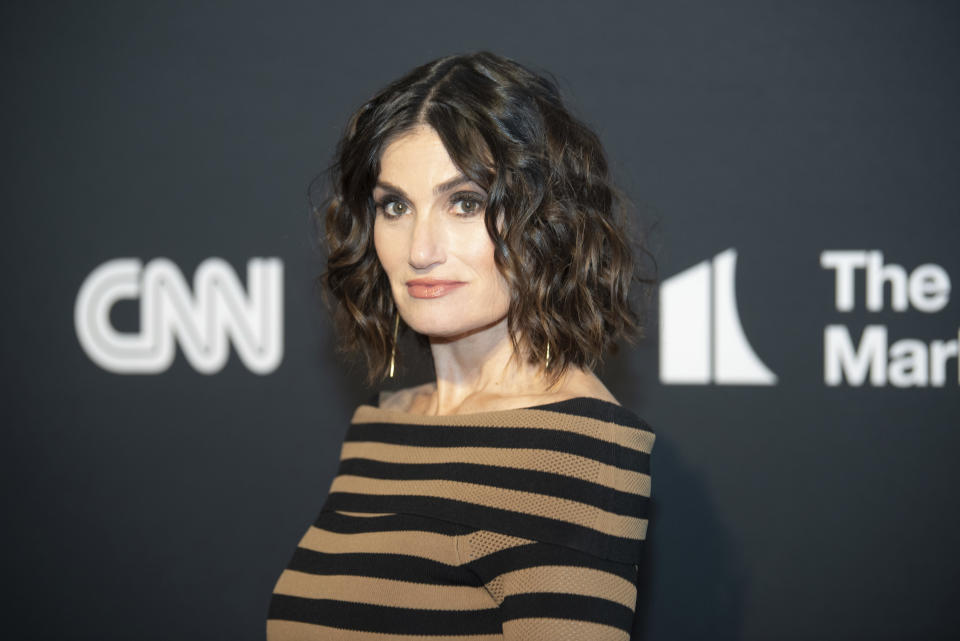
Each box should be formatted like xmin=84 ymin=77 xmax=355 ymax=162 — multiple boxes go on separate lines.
xmin=267 ymin=394 xmax=655 ymax=640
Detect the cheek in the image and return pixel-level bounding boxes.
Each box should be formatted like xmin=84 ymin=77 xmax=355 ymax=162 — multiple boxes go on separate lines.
xmin=464 ymin=233 xmax=508 ymax=296
xmin=373 ymin=220 xmax=398 ymax=274
xmin=458 ymin=228 xmax=494 ymax=270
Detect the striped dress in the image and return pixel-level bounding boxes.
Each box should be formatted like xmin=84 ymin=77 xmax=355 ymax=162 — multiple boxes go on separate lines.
xmin=267 ymin=394 xmax=655 ymax=640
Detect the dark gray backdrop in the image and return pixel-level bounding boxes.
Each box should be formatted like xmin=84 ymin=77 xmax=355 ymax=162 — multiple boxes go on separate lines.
xmin=3 ymin=1 xmax=958 ymax=639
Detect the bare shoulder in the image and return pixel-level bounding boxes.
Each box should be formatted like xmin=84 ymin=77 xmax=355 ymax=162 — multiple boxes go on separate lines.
xmin=551 ymin=368 xmax=621 ymax=406
xmin=377 ymin=370 xmax=618 ymax=414
xmin=475 ymin=369 xmax=620 ymax=409
xmin=377 ymin=382 xmax=436 ymax=411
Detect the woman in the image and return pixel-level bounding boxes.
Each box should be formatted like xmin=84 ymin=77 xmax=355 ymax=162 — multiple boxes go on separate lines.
xmin=268 ymin=51 xmax=657 ymax=640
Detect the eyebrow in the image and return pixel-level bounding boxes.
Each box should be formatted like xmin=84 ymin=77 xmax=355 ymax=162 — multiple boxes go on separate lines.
xmin=374 ymin=174 xmax=480 ymax=199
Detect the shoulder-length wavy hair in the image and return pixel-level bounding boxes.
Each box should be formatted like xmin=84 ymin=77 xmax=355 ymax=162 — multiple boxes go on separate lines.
xmin=313 ymin=50 xmax=657 ymax=389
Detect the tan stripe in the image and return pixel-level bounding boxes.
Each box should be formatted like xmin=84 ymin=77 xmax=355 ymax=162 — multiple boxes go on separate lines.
xmin=524 ymin=409 xmax=655 ymax=454
xmin=497 ymin=565 xmax=637 ymax=608
xmin=298 ymin=526 xmax=461 ymax=566
xmin=273 ymin=569 xmax=496 ymax=610
xmin=340 ymin=442 xmax=651 ymax=497
xmin=329 ymin=475 xmax=646 ymax=540
xmin=352 ymin=405 xmax=655 ymax=454
xmin=332 ymin=510 xmax=396 ymax=517
xmin=267 ymin=618 xmax=501 ymax=641
xmin=600 ymin=510 xmax=647 ymax=541
xmin=501 ymin=618 xmax=629 ymax=641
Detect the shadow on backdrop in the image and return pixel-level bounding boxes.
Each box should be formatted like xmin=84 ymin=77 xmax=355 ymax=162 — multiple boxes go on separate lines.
xmin=635 ymin=434 xmax=748 ymax=640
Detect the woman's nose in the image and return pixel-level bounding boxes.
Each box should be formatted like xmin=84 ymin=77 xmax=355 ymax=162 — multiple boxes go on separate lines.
xmin=408 ymin=212 xmax=445 ymax=269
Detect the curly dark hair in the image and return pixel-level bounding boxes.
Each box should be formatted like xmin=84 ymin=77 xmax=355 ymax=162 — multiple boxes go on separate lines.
xmin=313 ymin=50 xmax=658 ymax=389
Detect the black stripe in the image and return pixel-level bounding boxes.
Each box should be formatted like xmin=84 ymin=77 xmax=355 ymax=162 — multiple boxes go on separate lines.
xmin=500 ymin=593 xmax=635 ymax=631
xmin=287 ymin=547 xmax=473 ymax=585
xmin=335 ymin=458 xmax=649 ymax=518
xmin=322 ymin=493 xmax=644 ymax=564
xmin=532 ymin=397 xmax=655 ymax=435
xmin=268 ymin=594 xmax=502 ymax=634
xmin=345 ymin=423 xmax=650 ymax=473
xmin=465 ymin=540 xmax=639 ymax=584
xmin=314 ymin=509 xmax=472 ymax=535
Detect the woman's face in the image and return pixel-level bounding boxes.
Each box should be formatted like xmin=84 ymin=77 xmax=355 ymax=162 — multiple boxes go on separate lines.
xmin=373 ymin=124 xmax=510 ymax=339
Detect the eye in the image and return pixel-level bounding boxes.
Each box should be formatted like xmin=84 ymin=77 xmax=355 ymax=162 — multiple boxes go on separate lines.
xmin=452 ymin=192 xmax=486 ymax=217
xmin=375 ymin=196 xmax=408 ymax=219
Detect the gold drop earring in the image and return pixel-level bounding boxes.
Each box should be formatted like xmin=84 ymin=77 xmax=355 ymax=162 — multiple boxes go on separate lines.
xmin=545 ymin=341 xmax=551 ymax=369
xmin=388 ymin=311 xmax=400 ymax=378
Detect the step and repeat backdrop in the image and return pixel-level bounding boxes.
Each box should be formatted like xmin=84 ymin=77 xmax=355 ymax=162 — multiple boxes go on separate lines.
xmin=4 ymin=1 xmax=957 ymax=640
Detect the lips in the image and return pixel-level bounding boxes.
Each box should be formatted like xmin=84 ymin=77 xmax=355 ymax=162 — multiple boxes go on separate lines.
xmin=406 ymin=279 xmax=464 ymax=286
xmin=406 ymin=279 xmax=466 ymax=299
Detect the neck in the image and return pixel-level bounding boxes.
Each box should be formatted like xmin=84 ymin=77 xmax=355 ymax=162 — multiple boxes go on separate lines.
xmin=424 ymin=315 xmax=554 ymax=415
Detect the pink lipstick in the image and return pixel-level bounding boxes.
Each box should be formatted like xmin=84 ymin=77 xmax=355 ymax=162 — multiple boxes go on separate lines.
xmin=406 ymin=279 xmax=466 ymax=299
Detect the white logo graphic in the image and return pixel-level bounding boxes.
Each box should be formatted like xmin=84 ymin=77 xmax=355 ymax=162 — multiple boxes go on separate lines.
xmin=75 ymin=257 xmax=283 ymax=375
xmin=659 ymin=248 xmax=777 ymax=385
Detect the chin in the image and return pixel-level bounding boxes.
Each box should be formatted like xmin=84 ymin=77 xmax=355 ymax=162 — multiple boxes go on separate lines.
xmin=405 ymin=317 xmax=472 ymax=338
xmin=404 ymin=311 xmax=507 ymax=341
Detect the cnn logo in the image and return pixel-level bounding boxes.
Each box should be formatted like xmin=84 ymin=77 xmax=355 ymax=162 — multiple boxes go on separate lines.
xmin=75 ymin=257 xmax=283 ymax=374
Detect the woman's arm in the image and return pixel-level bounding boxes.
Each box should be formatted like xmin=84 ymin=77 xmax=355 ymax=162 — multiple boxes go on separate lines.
xmin=460 ymin=530 xmax=638 ymax=640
